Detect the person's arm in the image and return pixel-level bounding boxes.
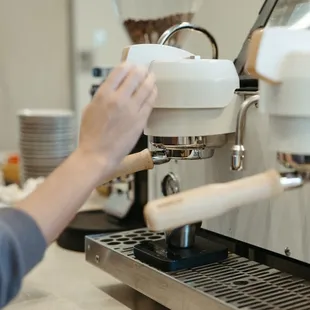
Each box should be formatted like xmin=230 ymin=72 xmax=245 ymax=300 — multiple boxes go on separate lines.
xmin=15 ymin=149 xmax=109 ymax=243
xmin=0 ymin=63 xmax=156 ymax=308
xmin=0 ymin=150 xmax=109 ymax=308
xmin=0 ymin=150 xmax=105 ymax=307
xmin=0 ymin=208 xmax=46 ymax=307
xmin=15 ymin=63 xmax=156 ymax=244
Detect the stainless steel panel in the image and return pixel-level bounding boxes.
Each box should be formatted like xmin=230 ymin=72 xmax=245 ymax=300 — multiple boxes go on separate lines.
xmin=86 ymin=229 xmax=310 ymax=310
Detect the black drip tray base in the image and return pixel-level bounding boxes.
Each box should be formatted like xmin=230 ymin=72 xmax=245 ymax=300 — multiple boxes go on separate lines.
xmin=57 ymin=210 xmax=144 ymax=252
xmin=134 ymin=236 xmax=228 ymax=272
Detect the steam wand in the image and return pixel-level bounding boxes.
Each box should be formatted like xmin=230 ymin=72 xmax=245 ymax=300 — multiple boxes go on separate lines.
xmin=231 ymin=94 xmax=259 ymax=171
xmin=158 ymin=22 xmax=219 ymax=59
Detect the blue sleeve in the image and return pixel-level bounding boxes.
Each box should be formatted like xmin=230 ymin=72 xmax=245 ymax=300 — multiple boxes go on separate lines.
xmin=0 ymin=208 xmax=46 ymax=308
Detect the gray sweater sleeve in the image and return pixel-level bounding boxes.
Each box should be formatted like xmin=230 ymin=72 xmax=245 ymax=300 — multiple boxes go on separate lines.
xmin=0 ymin=208 xmax=46 ymax=308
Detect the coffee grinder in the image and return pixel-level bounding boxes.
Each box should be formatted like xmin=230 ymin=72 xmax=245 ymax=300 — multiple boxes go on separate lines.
xmin=57 ymin=0 xmax=204 ymax=252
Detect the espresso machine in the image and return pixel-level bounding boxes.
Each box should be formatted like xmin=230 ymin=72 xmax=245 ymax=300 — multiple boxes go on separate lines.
xmin=57 ymin=0 xmax=205 ymax=252
xmin=86 ymin=1 xmax=310 ymax=309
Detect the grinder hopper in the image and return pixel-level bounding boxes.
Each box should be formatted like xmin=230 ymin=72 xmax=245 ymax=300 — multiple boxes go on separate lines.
xmin=113 ymin=0 xmax=202 ymax=46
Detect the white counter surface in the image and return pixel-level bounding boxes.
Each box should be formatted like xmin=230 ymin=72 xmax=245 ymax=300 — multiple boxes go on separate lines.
xmin=5 ymin=244 xmax=167 ymax=310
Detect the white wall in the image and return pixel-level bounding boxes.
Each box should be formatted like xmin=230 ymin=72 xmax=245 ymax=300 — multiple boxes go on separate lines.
xmin=71 ymin=0 xmax=130 ymax=130
xmin=0 ymin=0 xmax=71 ymax=152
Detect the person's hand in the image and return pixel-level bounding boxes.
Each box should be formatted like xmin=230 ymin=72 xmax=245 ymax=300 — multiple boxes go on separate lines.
xmin=16 ymin=63 xmax=157 ymax=246
xmin=78 ymin=63 xmax=157 ymax=174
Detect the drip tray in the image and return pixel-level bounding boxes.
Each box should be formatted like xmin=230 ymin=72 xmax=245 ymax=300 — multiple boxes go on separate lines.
xmin=86 ymin=229 xmax=310 ymax=310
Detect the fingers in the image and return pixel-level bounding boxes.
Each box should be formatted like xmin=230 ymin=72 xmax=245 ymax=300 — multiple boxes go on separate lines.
xmin=138 ymin=87 xmax=158 ymax=120
xmin=117 ymin=66 xmax=149 ymax=97
xmin=96 ymin=62 xmax=156 ymax=115
xmin=132 ymin=72 xmax=156 ymax=109
xmin=103 ymin=63 xmax=134 ymax=90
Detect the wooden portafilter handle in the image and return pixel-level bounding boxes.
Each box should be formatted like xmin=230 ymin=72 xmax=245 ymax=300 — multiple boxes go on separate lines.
xmin=144 ymin=170 xmax=284 ymax=231
xmin=101 ymin=149 xmax=155 ymax=184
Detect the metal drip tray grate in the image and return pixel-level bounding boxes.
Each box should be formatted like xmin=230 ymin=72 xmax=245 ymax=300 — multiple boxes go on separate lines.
xmin=86 ymin=229 xmax=310 ymax=310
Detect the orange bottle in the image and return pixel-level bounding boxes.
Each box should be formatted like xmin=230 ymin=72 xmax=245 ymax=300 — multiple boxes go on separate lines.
xmin=2 ymin=154 xmax=20 ymax=185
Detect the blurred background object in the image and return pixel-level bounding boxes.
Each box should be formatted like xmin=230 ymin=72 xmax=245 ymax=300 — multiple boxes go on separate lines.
xmin=18 ymin=109 xmax=75 ymax=183
xmin=1 ymin=153 xmax=20 ymax=185
xmin=114 ymin=0 xmax=202 ymax=45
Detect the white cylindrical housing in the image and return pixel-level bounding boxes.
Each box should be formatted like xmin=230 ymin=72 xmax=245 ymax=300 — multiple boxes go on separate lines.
xmin=144 ymin=58 xmax=240 ymax=137
xmin=268 ymin=116 xmax=310 ymax=154
xmin=260 ymin=53 xmax=310 ymax=154
xmin=145 ymin=102 xmax=240 ymax=137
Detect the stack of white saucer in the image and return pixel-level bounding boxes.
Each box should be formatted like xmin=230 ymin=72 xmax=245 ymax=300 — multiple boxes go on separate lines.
xmin=18 ymin=109 xmax=76 ymax=182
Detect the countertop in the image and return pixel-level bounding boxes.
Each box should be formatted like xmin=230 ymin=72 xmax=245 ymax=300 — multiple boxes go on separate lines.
xmin=5 ymin=244 xmax=167 ymax=310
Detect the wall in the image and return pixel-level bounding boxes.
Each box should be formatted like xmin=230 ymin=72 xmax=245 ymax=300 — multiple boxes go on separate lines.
xmin=0 ymin=0 xmax=71 ymax=152
xmin=71 ymin=0 xmax=130 ymax=130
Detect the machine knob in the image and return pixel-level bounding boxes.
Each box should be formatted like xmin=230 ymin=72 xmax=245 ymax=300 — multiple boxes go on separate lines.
xmin=90 ymin=84 xmax=100 ymax=97
xmin=161 ymin=172 xmax=180 ymax=196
